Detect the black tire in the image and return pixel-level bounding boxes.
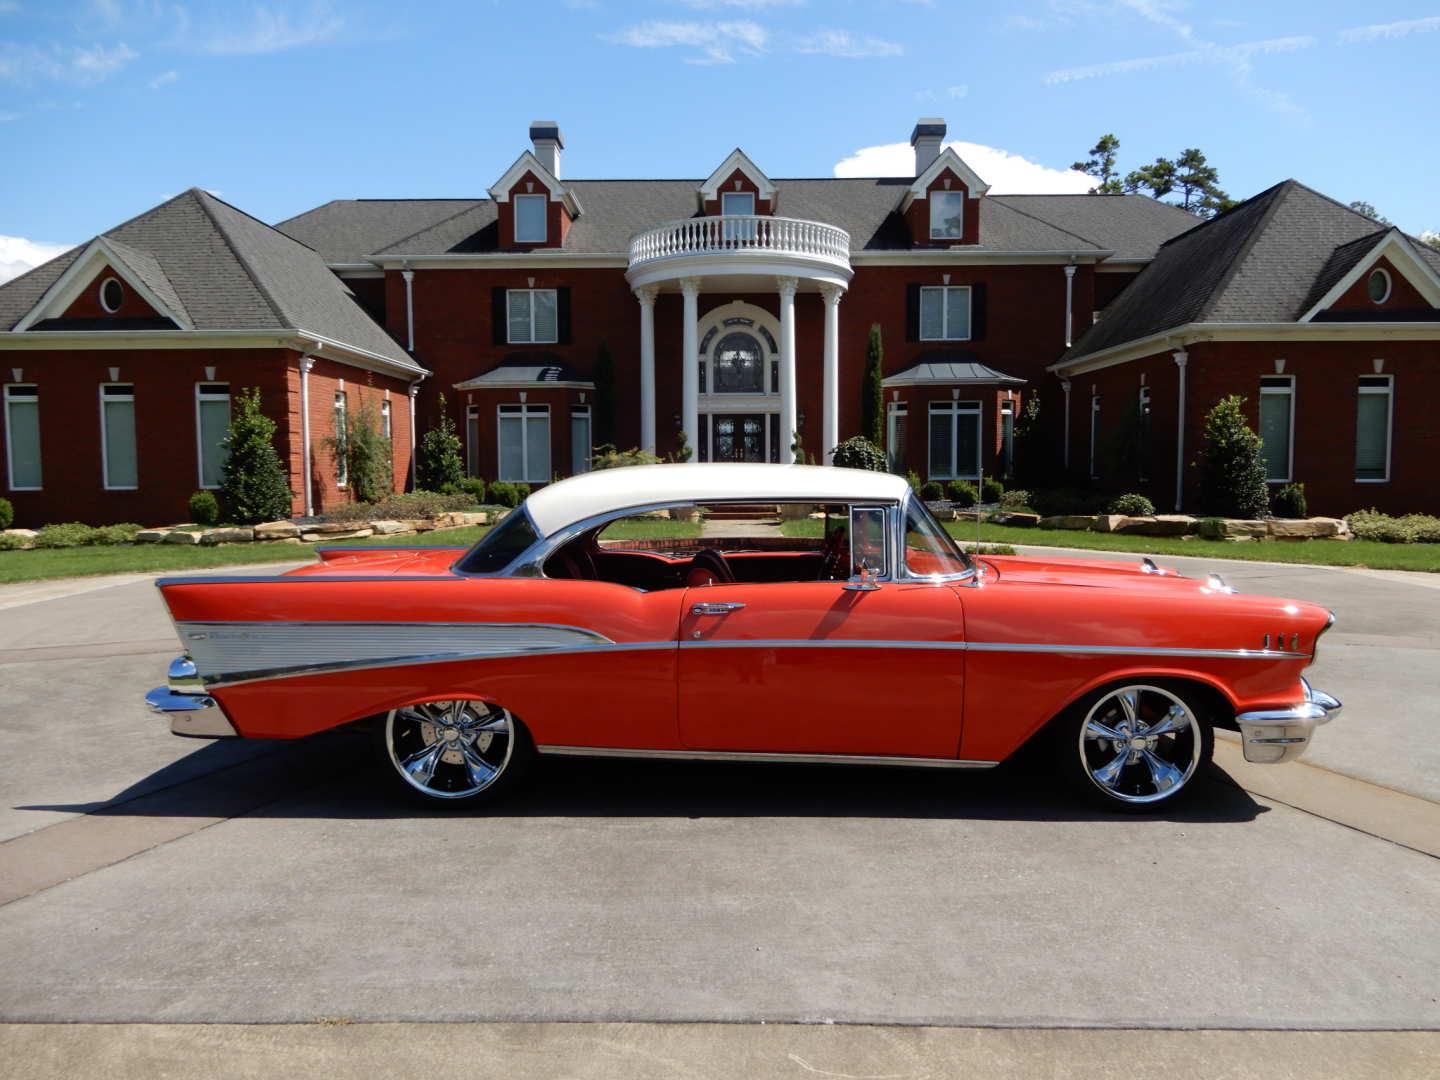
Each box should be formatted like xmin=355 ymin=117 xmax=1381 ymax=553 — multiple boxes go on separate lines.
xmin=1054 ymin=680 xmax=1214 ymax=813
xmin=373 ymin=699 xmax=534 ymax=808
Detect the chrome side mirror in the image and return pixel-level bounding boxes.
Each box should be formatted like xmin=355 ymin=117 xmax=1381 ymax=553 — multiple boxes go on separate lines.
xmin=843 ymin=560 xmax=881 ymax=592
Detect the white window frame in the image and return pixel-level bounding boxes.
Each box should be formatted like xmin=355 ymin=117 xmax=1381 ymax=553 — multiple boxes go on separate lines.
xmin=497 ymin=402 xmax=550 ymax=483
xmin=570 ymin=404 xmax=592 ymax=475
xmin=1259 ymin=375 xmax=1295 ymax=484
xmin=514 ymin=194 xmax=547 ymax=244
xmin=886 ymin=400 xmax=908 ymax=473
xmin=466 ymin=404 xmax=480 ymax=478
xmin=381 ymin=398 xmax=392 ymax=441
xmin=928 ymin=400 xmax=981 ymax=481
xmin=929 ymin=191 xmax=966 ymax=240
xmin=100 ymin=383 xmax=138 ymax=491
xmin=1089 ymin=393 xmax=1100 ymax=480
xmin=194 ymin=382 xmax=231 ymax=491
xmin=506 ymin=288 xmax=559 ymax=344
xmin=3 ymin=384 xmax=42 ymax=491
xmin=918 ymin=285 xmax=972 ymax=342
xmin=721 ymin=191 xmax=755 ymax=216
xmin=1355 ymin=374 xmax=1394 ymax=483
xmin=1367 ymin=268 xmax=1392 ymax=305
xmin=99 ymin=277 xmax=124 ymax=313
xmin=334 ymin=390 xmax=348 ymax=487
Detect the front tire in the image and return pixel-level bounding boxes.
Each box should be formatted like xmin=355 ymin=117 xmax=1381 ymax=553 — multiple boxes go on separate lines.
xmin=1057 ymin=681 xmax=1214 ymax=812
xmin=375 ymin=699 xmax=533 ymax=807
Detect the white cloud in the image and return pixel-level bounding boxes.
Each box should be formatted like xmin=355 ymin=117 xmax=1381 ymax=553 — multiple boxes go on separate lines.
xmin=603 ymin=19 xmax=767 ymax=63
xmin=185 ymin=3 xmax=345 ymax=55
xmin=1339 ymin=16 xmax=1440 ymax=44
xmin=791 ymin=29 xmax=902 ymax=58
xmin=947 ymin=84 xmax=968 ymax=98
xmin=833 ymin=139 xmax=1094 ymax=194
xmin=668 ymin=0 xmax=803 ymax=8
xmin=149 ymin=68 xmax=178 ymax=88
xmin=0 ymin=41 xmax=138 ymax=85
xmin=0 ymin=1 xmax=21 ymax=14
xmin=1046 ymin=34 xmax=1315 ymax=84
xmin=0 ymin=235 xmax=75 ymax=285
xmin=0 ymin=110 xmax=17 ymax=121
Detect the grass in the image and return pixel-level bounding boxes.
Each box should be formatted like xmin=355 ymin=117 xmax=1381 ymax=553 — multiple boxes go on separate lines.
xmin=940 ymin=522 xmax=1440 ymax=572
xmin=600 ymin=519 xmax=703 ymax=540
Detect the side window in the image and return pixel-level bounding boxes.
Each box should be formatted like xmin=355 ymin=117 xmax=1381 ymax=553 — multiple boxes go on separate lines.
xmin=849 ymin=506 xmax=888 ymax=578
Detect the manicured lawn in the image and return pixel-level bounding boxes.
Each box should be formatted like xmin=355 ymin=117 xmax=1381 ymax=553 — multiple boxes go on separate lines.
xmin=601 ymin=518 xmax=703 ymax=540
xmin=941 ymin=522 xmax=1440 ymax=572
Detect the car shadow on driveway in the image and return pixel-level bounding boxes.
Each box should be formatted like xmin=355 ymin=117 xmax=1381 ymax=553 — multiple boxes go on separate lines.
xmin=18 ymin=728 xmax=1268 ymax=826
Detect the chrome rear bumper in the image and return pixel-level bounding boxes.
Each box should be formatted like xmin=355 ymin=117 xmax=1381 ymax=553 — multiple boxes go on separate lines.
xmin=145 ymin=655 xmax=239 ymax=738
xmin=1235 ymin=678 xmax=1342 ymax=764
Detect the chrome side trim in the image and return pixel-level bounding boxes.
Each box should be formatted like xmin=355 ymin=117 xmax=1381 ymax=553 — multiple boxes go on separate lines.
xmin=156 ymin=575 xmax=459 ymax=587
xmin=963 ymin=641 xmax=1310 ymax=660
xmin=536 ymin=745 xmax=998 ymax=769
xmin=313 ymin=545 xmax=464 ymax=554
xmin=681 ymin=639 xmax=969 ymax=651
xmin=144 ymin=686 xmax=240 ymax=738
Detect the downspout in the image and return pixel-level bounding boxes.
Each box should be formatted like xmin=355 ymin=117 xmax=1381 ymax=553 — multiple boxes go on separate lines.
xmin=299 ymin=344 xmax=319 ymax=517
xmin=408 ymin=380 xmax=422 ymax=492
xmin=1063 ymin=263 xmax=1076 ymax=348
xmin=402 ymin=267 xmax=416 ymax=353
xmin=1172 ymin=349 xmax=1188 ymax=511
xmin=1060 ymin=379 xmax=1072 ymax=469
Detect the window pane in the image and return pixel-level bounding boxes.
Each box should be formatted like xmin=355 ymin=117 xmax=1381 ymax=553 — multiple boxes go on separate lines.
xmin=571 ymin=412 xmax=591 ymax=474
xmin=928 ymin=409 xmax=953 ymax=478
xmin=930 ymin=192 xmax=965 ymax=239
xmin=1258 ymin=390 xmax=1291 ymax=480
xmin=945 ymin=287 xmax=970 ymax=339
xmin=466 ymin=412 xmax=479 ymax=477
xmin=507 ymin=291 xmax=532 ymax=343
xmin=6 ymin=396 xmax=41 ymax=488
xmin=524 ymin=412 xmax=549 ymax=482
xmin=1355 ymin=391 xmax=1389 ymax=479
xmin=955 ymin=407 xmax=980 ymax=479
xmin=532 ymin=290 xmax=558 ymax=342
xmin=198 ymin=398 xmax=230 ymax=488
xmin=515 ymin=195 xmax=546 ymax=243
xmin=721 ymin=192 xmax=755 ymax=216
xmin=104 ymin=399 xmax=137 ymax=488
xmin=919 ymin=289 xmax=944 ymax=340
xmin=498 ymin=415 xmax=523 ymax=481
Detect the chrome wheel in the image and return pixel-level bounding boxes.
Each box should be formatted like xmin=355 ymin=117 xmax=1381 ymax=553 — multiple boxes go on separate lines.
xmin=1077 ymin=684 xmax=1207 ymax=806
xmin=383 ymin=700 xmax=517 ymax=802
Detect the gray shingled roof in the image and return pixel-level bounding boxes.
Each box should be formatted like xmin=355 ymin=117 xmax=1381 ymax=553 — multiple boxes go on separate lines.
xmin=1062 ymin=180 xmax=1440 ymax=363
xmin=883 ymin=359 xmax=1026 ymax=386
xmin=455 ymin=357 xmax=592 ymax=388
xmin=279 ymin=181 xmax=1196 ymax=262
xmin=0 ymin=189 xmax=421 ymax=371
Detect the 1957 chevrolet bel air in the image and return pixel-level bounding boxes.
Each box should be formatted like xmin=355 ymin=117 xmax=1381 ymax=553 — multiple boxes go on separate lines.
xmin=146 ymin=464 xmax=1341 ymax=811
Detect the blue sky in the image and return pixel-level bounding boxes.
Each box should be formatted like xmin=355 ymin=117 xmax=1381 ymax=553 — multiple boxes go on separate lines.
xmin=2 ymin=0 xmax=1437 ymax=279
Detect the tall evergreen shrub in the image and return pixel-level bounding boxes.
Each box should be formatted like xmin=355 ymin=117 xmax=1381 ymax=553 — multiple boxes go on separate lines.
xmin=417 ymin=394 xmax=464 ymax=492
xmin=1196 ymin=395 xmax=1269 ymax=518
xmin=219 ymin=388 xmax=294 ymax=524
xmin=861 ymin=324 xmax=884 ymax=447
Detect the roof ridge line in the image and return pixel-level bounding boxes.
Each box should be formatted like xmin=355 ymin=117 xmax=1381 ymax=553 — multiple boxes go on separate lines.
xmin=370 ymin=200 xmax=489 ymax=258
xmin=191 ymin=189 xmax=292 ymax=329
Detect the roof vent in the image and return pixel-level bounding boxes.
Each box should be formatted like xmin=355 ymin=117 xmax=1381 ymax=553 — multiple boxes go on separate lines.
xmin=911 ymin=118 xmax=946 ymax=177
xmin=530 ymin=121 xmax=564 ymax=179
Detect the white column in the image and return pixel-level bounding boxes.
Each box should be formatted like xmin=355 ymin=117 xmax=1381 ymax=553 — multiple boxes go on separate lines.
xmin=1060 ymin=379 xmax=1072 ymax=470
xmin=680 ymin=277 xmax=701 ymax=461
xmin=819 ymin=284 xmax=843 ymax=465
xmin=300 ymin=354 xmax=317 ymax=516
xmin=1063 ymin=264 xmax=1076 ymax=348
xmin=402 ymin=268 xmax=416 ymax=353
xmin=1172 ymin=349 xmax=1188 ymax=512
xmin=636 ymin=286 xmax=658 ymax=456
xmin=777 ymin=276 xmax=798 ymax=464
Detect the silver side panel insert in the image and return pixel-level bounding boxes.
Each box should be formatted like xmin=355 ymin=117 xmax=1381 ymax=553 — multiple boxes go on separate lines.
xmin=537 ymin=745 xmax=997 ymax=769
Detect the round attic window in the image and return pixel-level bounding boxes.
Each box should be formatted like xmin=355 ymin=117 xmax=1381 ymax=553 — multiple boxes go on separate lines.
xmin=1367 ymin=268 xmax=1391 ymax=304
xmin=99 ymin=277 xmax=125 ymax=313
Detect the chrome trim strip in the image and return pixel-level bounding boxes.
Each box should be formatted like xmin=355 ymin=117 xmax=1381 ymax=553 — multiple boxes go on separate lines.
xmin=313 ymin=545 xmax=465 ymax=554
xmin=679 ymin=639 xmax=1309 ymax=659
xmin=536 ymin=745 xmax=998 ymax=769
xmin=156 ymin=575 xmax=459 ymax=587
xmin=680 ymin=639 xmax=969 ymax=651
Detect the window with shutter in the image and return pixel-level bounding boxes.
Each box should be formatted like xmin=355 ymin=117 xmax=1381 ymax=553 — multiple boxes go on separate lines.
xmin=506 ymin=289 xmax=559 ymax=344
xmin=918 ymin=286 xmax=971 ymax=341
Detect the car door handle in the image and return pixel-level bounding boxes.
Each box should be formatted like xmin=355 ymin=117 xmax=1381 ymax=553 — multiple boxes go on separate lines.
xmin=691 ymin=602 xmax=746 ymax=615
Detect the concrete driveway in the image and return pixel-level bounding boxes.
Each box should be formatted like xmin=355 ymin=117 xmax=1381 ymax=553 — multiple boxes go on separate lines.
xmin=0 ymin=553 xmax=1436 ymax=1062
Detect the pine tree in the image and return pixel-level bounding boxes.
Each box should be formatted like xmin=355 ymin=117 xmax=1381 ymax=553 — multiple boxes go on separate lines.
xmin=1196 ymin=395 xmax=1269 ymax=518
xmin=1072 ymin=135 xmax=1124 ymax=195
xmin=1172 ymin=148 xmax=1231 ymax=216
xmin=592 ymin=340 xmax=615 ymax=450
xmin=861 ymin=324 xmax=884 ymax=447
xmin=417 ymin=394 xmax=464 ymax=492
xmin=1124 ymin=157 xmax=1177 ymax=201
xmin=1347 ymin=201 xmax=1392 ymax=225
xmin=219 ymin=387 xmax=294 ymax=524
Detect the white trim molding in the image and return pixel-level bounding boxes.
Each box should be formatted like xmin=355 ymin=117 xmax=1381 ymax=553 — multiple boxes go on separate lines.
xmin=901 ymin=146 xmax=991 ymax=216
xmin=699 ymin=148 xmax=778 ymax=207
xmin=1298 ymin=230 xmax=1440 ymax=321
xmin=13 ymin=237 xmax=194 ymax=332
xmin=486 ymin=150 xmax=582 ymax=218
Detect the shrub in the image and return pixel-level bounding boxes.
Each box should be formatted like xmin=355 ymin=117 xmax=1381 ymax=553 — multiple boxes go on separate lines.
xmin=1345 ymin=509 xmax=1416 ymax=543
xmin=831 ymin=436 xmax=886 ymax=472
xmin=417 ymin=394 xmax=464 ymax=494
xmin=95 ymin=523 xmax=143 ymax=544
xmin=0 ymin=533 xmax=25 ymax=551
xmin=1272 ymin=482 xmax=1308 ymax=519
xmin=981 ymin=477 xmax=1005 ymax=504
xmin=458 ymin=477 xmax=487 ymax=505
xmin=919 ymin=481 xmax=944 ymax=501
xmin=1030 ymin=488 xmax=1110 ymax=517
xmin=1196 ymin=395 xmax=1269 ymax=518
xmin=1401 ymin=514 xmax=1440 ymax=543
xmin=189 ymin=491 xmax=220 ymax=525
xmin=34 ymin=522 xmax=103 ymax=548
xmin=1108 ymin=493 xmax=1157 ymax=517
xmin=590 ymin=445 xmax=662 ymax=471
xmin=905 ymin=469 xmax=922 ymax=493
xmin=322 ymin=491 xmax=475 ymax=524
xmin=947 ymin=479 xmax=979 ymax=506
xmin=330 ymin=400 xmax=393 ymax=505
xmin=488 ymin=481 xmax=530 ymax=508
xmin=220 ymin=387 xmax=295 ymax=525
xmin=0 ymin=496 xmax=12 ymax=530
xmin=999 ymin=489 xmax=1032 ymax=509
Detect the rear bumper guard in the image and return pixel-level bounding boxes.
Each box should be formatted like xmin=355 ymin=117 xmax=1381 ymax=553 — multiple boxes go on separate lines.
xmin=145 ymin=655 xmax=239 ymax=738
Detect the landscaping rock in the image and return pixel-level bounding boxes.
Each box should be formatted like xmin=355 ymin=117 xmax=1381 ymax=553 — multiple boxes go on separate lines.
xmin=1038 ymin=515 xmax=1098 ymax=531
xmin=1198 ymin=518 xmax=1269 ymax=540
xmin=199 ymin=527 xmax=255 ymax=545
xmin=254 ymin=521 xmax=301 ymax=540
xmin=368 ymin=520 xmax=411 ymax=535
xmin=134 ymin=529 xmax=170 ymax=544
xmin=301 ymin=528 xmax=373 ymax=542
xmin=1269 ymin=517 xmax=1346 ymax=540
xmin=1092 ymin=514 xmax=1127 ymax=533
xmin=991 ymin=512 xmax=1040 ymax=528
xmin=310 ymin=521 xmax=375 ymax=534
xmin=162 ymin=530 xmax=202 ymax=545
xmin=951 ymin=511 xmax=985 ymax=523
xmin=1114 ymin=515 xmax=1197 ymax=537
xmin=2 ymin=528 xmax=38 ymax=549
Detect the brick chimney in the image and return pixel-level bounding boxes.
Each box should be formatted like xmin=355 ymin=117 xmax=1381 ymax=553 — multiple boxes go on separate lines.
xmin=530 ymin=121 xmax=564 ymax=179
xmin=911 ymin=118 xmax=946 ymax=177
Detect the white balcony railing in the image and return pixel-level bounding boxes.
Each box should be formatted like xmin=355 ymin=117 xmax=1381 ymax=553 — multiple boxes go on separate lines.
xmin=628 ymin=215 xmax=851 ymax=272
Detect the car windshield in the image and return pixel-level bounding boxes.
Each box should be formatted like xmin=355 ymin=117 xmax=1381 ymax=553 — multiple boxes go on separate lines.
xmin=454 ymin=508 xmax=540 ymax=574
xmin=903 ymin=498 xmax=973 ymax=578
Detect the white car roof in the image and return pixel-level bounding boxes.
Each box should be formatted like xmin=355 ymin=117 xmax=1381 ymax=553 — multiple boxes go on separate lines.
xmin=522 ymin=463 xmax=911 ymax=537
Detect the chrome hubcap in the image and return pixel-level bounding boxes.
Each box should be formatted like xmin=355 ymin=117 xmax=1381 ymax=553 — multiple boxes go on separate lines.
xmin=386 ymin=700 xmax=513 ymax=799
xmin=1079 ymin=685 xmax=1201 ymax=804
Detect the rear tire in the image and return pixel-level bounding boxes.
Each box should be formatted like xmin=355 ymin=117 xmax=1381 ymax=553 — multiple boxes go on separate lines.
xmin=1055 ymin=680 xmax=1214 ymax=812
xmin=374 ymin=699 xmax=534 ymax=808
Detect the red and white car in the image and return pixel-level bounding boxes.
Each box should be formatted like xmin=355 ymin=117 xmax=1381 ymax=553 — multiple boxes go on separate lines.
xmin=147 ymin=464 xmax=1341 ymax=811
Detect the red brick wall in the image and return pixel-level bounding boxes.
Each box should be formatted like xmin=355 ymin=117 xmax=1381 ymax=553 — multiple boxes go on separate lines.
xmin=1327 ymin=256 xmax=1432 ymax=312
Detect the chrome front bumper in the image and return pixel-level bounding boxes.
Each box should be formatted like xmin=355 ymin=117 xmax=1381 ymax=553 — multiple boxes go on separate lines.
xmin=1235 ymin=679 xmax=1342 ymax=764
xmin=145 ymin=655 xmax=239 ymax=738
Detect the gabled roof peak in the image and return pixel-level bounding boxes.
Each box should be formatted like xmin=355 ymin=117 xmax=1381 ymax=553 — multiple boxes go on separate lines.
xmin=699 ymin=148 xmax=777 ymax=204
xmin=487 ymin=150 xmax=582 ymax=216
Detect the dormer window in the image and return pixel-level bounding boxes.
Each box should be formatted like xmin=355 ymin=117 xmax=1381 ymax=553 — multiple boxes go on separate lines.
xmin=722 ymin=192 xmax=755 ymax=217
xmin=1367 ymin=268 xmax=1392 ymax=304
xmin=99 ymin=277 xmax=124 ymax=312
xmin=515 ymin=194 xmax=547 ymax=244
xmin=930 ymin=191 xmax=965 ymax=240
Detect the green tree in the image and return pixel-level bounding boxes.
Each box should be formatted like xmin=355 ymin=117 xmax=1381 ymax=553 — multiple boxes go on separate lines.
xmin=1172 ymin=148 xmax=1232 ymax=216
xmin=1124 ymin=157 xmax=1177 ymax=201
xmin=1422 ymin=231 xmax=1440 ymax=251
xmin=1196 ymin=395 xmax=1269 ymax=518
xmin=592 ymin=339 xmax=615 ymax=449
xmin=1072 ymin=134 xmax=1124 ymax=195
xmin=861 ymin=323 xmax=884 ymax=447
xmin=1347 ymin=200 xmax=1392 ymax=225
xmin=831 ymin=436 xmax=886 ymax=472
xmin=219 ymin=387 xmax=294 ymax=524
xmin=329 ymin=399 xmax=392 ymax=504
xmin=417 ymin=393 xmax=464 ymax=492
